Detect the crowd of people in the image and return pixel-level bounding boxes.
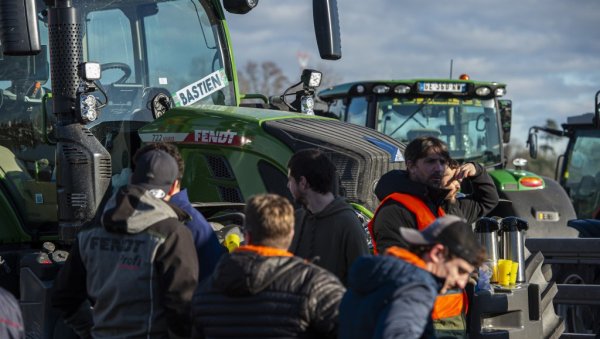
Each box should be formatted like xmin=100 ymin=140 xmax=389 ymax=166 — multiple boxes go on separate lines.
xmin=1 ymin=136 xmax=497 ymax=339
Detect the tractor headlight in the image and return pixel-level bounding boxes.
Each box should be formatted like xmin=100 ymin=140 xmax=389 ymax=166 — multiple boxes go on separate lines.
xmin=80 ymin=94 xmax=98 ymax=122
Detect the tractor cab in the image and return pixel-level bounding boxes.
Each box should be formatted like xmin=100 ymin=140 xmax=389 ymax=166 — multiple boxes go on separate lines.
xmin=318 ymin=75 xmax=509 ymax=169
xmin=0 ymin=0 xmax=235 ymax=242
xmin=529 ymin=90 xmax=600 ymax=218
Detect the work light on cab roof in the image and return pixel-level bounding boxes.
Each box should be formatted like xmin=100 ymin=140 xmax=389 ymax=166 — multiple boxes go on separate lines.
xmin=373 ymin=85 xmax=390 ymax=94
xmin=301 ymin=69 xmax=322 ymax=88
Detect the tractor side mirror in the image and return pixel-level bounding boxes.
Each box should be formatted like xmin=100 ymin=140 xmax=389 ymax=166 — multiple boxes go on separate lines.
xmin=499 ymin=99 xmax=512 ymax=143
xmin=527 ymin=128 xmax=538 ymax=159
xmin=313 ymin=0 xmax=341 ymax=60
xmin=595 ymin=90 xmax=600 ymax=128
xmin=0 ymin=0 xmax=40 ymax=55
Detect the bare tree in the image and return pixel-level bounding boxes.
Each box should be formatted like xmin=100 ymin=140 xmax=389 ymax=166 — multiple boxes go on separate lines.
xmin=237 ymin=61 xmax=290 ymax=97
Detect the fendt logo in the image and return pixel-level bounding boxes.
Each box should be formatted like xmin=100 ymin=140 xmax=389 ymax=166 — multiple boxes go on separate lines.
xmin=194 ymin=129 xmax=238 ymax=145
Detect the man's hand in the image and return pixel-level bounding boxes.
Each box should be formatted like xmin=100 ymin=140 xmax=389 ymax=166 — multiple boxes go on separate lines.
xmin=453 ymin=163 xmax=477 ymax=182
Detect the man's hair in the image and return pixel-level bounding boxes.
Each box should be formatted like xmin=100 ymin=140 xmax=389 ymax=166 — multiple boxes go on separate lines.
xmin=244 ymin=194 xmax=294 ymax=248
xmin=287 ymin=149 xmax=336 ymax=194
xmin=400 ymin=215 xmax=486 ymax=267
xmin=409 ymin=243 xmax=486 ymax=268
xmin=134 ymin=142 xmax=184 ymax=179
xmin=447 ymin=158 xmax=460 ymax=170
xmin=404 ymin=136 xmax=450 ymax=165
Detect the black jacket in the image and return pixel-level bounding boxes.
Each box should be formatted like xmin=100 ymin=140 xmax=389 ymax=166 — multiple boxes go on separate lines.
xmin=373 ymin=163 xmax=498 ymax=253
xmin=52 ymin=185 xmax=199 ymax=339
xmin=192 ymin=248 xmax=345 ymax=338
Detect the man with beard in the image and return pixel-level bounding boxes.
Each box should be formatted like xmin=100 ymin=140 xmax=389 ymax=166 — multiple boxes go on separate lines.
xmin=369 ymin=137 xmax=498 ymax=253
xmin=368 ymin=136 xmax=498 ymax=339
xmin=287 ymin=149 xmax=369 ymax=284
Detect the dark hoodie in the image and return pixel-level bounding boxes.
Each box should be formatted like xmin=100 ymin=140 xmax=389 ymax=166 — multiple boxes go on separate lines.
xmin=52 ymin=185 xmax=199 ymax=339
xmin=192 ymin=247 xmax=345 ymax=338
xmin=372 ymin=163 xmax=498 ymax=253
xmin=289 ymin=196 xmax=369 ymax=284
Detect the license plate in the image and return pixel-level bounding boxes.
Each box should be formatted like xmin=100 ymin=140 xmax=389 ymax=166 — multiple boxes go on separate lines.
xmin=418 ymin=82 xmax=466 ymax=93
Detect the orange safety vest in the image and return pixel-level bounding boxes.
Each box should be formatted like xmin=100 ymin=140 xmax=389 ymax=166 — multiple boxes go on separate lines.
xmin=368 ymin=193 xmax=467 ymax=320
xmin=368 ymin=193 xmax=445 ymax=255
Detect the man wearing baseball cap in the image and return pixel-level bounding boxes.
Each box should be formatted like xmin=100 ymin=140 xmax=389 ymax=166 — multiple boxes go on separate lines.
xmin=52 ymin=149 xmax=198 ymax=338
xmin=339 ymin=215 xmax=485 ymax=339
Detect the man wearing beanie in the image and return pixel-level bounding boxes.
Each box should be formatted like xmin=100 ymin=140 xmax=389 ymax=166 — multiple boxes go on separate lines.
xmin=52 ymin=149 xmax=198 ymax=338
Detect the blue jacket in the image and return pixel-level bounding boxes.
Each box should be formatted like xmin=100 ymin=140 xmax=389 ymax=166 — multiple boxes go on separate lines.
xmin=339 ymin=248 xmax=441 ymax=339
xmin=170 ymin=189 xmax=226 ymax=281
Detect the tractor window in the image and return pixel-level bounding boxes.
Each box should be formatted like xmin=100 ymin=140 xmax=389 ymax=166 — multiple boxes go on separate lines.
xmin=325 ymin=99 xmax=346 ymax=119
xmin=375 ymin=96 xmax=502 ymax=165
xmin=144 ymin=0 xmax=235 ymax=106
xmin=0 ymin=14 xmax=57 ymax=235
xmin=564 ymin=131 xmax=600 ymax=218
xmin=86 ymin=9 xmax=135 ymax=84
xmin=347 ymin=97 xmax=368 ymax=125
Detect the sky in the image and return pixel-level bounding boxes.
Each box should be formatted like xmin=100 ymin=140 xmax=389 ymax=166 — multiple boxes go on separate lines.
xmin=225 ymin=0 xmax=600 ymax=149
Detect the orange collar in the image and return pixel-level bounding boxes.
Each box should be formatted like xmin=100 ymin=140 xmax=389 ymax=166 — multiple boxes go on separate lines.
xmin=385 ymin=246 xmax=427 ymax=270
xmin=235 ymin=244 xmax=293 ymax=257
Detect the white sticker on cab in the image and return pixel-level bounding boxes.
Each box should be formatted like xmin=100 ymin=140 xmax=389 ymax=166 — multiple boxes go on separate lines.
xmin=173 ymin=69 xmax=228 ymax=107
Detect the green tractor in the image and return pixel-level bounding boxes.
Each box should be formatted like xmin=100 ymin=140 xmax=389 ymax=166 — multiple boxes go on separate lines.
xmin=318 ymin=75 xmax=578 ymax=237
xmin=528 ymin=90 xmax=600 ymax=220
xmin=0 ymin=0 xmax=404 ymax=336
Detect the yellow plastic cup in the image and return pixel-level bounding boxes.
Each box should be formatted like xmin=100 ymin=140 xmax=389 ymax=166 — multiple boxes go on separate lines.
xmin=510 ymin=262 xmax=519 ymax=285
xmin=225 ymin=233 xmax=241 ymax=253
xmin=497 ymin=259 xmax=512 ymax=286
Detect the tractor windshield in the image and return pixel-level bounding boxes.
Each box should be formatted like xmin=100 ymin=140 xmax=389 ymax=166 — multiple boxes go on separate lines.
xmin=0 ymin=0 xmax=232 ymax=232
xmin=376 ymin=96 xmax=502 ymax=164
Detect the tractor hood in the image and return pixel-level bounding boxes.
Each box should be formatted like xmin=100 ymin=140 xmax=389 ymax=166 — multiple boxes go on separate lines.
xmin=138 ymin=105 xmax=405 ymax=211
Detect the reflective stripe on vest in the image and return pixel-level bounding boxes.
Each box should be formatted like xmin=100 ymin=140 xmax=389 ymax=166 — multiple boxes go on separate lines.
xmin=367 ymin=193 xmax=445 ymax=254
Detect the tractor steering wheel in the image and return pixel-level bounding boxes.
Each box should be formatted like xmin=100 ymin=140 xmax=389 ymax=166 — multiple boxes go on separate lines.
xmin=100 ymin=62 xmax=132 ymax=84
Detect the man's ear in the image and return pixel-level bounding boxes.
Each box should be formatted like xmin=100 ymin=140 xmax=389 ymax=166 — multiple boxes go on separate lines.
xmin=429 ymin=244 xmax=446 ymax=264
xmin=298 ymin=176 xmax=309 ymax=190
xmin=406 ymin=160 xmax=415 ymax=175
xmin=167 ymin=179 xmax=181 ymax=196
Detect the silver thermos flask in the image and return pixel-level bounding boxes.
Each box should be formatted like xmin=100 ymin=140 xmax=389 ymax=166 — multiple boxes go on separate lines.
xmin=500 ymin=217 xmax=528 ymax=283
xmin=475 ymin=217 xmax=500 ymax=282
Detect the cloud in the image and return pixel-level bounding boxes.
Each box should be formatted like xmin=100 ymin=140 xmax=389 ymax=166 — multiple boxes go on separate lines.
xmin=226 ymin=0 xmax=600 ymax=148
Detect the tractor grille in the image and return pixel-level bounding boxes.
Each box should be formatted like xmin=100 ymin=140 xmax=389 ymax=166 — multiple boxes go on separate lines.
xmin=263 ymin=118 xmax=405 ymax=211
xmin=218 ymin=186 xmax=243 ymax=202
xmin=206 ymin=155 xmax=234 ymax=179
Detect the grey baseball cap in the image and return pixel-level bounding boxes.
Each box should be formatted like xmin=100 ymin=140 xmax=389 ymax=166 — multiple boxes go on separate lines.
xmin=400 ymin=215 xmax=483 ymax=265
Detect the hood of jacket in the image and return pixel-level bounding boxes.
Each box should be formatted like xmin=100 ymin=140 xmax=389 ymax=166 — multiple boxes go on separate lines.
xmin=101 ymin=184 xmax=189 ymax=234
xmin=209 ymin=251 xmax=300 ymax=296
xmin=347 ymin=255 xmax=441 ymax=295
xmin=304 ymin=196 xmax=355 ymax=219
xmin=374 ymin=170 xmax=450 ymax=206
